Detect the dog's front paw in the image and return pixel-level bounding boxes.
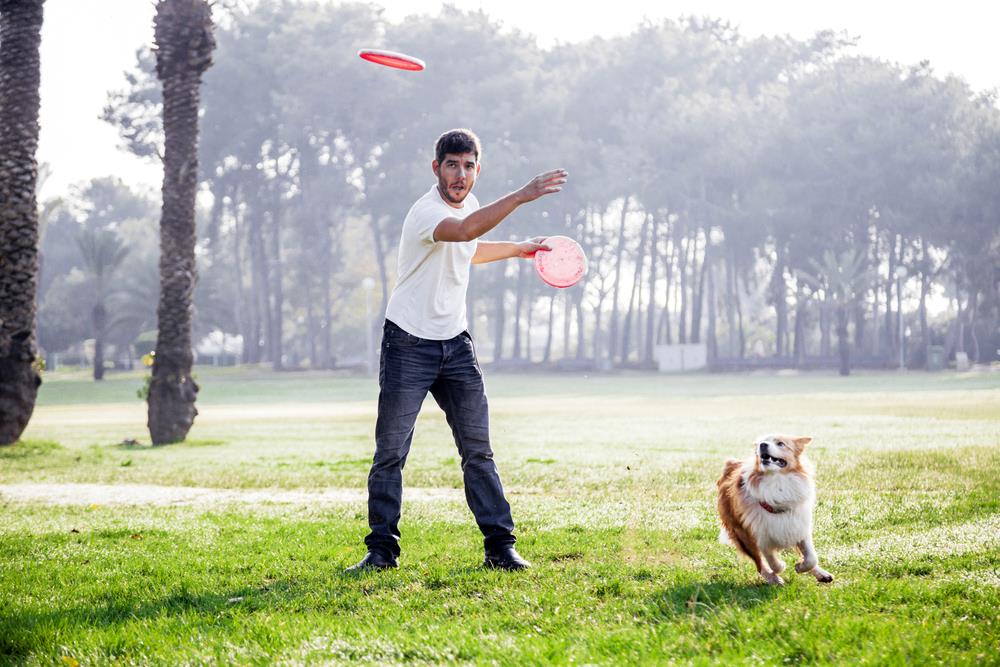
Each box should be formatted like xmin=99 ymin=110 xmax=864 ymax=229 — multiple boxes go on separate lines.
xmin=813 ymin=568 xmax=833 ymax=583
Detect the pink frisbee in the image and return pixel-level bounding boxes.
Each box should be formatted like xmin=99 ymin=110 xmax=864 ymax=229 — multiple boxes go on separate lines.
xmin=358 ymin=48 xmax=425 ymax=72
xmin=534 ymin=235 xmax=587 ymax=288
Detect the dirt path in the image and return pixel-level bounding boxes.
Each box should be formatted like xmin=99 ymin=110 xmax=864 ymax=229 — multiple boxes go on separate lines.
xmin=0 ymin=482 xmax=464 ymax=507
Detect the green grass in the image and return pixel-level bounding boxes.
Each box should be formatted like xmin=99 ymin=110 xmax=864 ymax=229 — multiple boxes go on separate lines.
xmin=2 ymin=368 xmax=999 ymax=665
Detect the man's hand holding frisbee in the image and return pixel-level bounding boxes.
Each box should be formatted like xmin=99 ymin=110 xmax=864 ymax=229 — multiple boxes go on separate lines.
xmin=517 ymin=236 xmax=551 ymax=258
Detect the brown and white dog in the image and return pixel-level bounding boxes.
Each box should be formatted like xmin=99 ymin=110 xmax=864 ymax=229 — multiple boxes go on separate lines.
xmin=717 ymin=435 xmax=833 ymax=585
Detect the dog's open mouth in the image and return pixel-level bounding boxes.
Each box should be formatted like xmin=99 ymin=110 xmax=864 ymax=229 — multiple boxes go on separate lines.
xmin=760 ymin=453 xmax=787 ymax=468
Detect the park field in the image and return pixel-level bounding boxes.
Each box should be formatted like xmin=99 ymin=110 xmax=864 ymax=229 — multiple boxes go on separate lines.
xmin=1 ymin=367 xmax=999 ymax=665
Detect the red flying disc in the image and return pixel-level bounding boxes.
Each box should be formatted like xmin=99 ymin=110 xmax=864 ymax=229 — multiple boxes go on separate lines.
xmin=534 ymin=235 xmax=587 ymax=288
xmin=358 ymin=48 xmax=425 ymax=71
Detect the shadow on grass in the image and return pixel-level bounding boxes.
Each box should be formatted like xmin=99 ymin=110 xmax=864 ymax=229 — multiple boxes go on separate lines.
xmin=0 ymin=576 xmax=327 ymax=661
xmin=0 ymin=561 xmax=500 ymax=660
xmin=644 ymin=580 xmax=781 ymax=621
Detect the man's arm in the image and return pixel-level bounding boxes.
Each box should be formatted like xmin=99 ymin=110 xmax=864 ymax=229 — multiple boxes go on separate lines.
xmin=434 ymin=169 xmax=567 ymax=243
xmin=472 ymin=238 xmax=550 ymax=265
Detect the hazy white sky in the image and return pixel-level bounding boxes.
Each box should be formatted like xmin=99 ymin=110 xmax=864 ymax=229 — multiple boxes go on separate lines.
xmin=37 ymin=0 xmax=1000 ymax=199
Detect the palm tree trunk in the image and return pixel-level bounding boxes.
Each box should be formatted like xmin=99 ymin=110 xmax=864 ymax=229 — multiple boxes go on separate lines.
xmin=0 ymin=0 xmax=45 ymax=445
xmin=147 ymin=0 xmax=215 ymax=445
xmin=92 ymin=302 xmax=107 ymax=381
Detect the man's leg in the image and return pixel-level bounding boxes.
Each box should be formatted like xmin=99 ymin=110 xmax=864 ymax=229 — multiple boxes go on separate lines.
xmin=430 ymin=332 xmax=519 ymax=559
xmin=362 ymin=323 xmax=439 ymax=562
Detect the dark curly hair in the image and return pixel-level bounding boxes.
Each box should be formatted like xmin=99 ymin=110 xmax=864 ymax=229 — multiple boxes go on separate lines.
xmin=435 ymin=128 xmax=481 ymax=165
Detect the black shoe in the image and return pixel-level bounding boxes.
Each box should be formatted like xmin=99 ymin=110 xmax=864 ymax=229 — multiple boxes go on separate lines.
xmin=345 ymin=551 xmax=398 ymax=573
xmin=484 ymin=546 xmax=531 ymax=571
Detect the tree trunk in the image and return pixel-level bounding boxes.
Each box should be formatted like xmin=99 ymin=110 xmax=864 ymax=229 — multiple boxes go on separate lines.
xmin=370 ymin=215 xmax=390 ymax=325
xmin=268 ymin=186 xmax=284 ymax=370
xmin=248 ymin=204 xmax=269 ymax=364
xmin=320 ymin=222 xmax=333 ymax=368
xmin=543 ymin=294 xmax=556 ymax=363
xmin=707 ymin=258 xmax=718 ymax=365
xmin=792 ymin=278 xmax=806 ymax=366
xmin=883 ymin=235 xmax=898 ymax=360
xmin=644 ymin=214 xmax=658 ymax=364
xmin=466 ymin=261 xmax=476 ymax=340
xmin=968 ymin=289 xmax=980 ymax=363
xmin=92 ymin=301 xmax=107 ymax=381
xmin=771 ymin=243 xmax=787 ymax=357
xmin=678 ymin=230 xmax=690 ymax=344
xmin=147 ymin=0 xmax=214 ymax=445
xmin=658 ymin=229 xmax=675 ymax=345
xmin=724 ymin=244 xmax=737 ymax=358
xmin=820 ymin=298 xmax=831 ymax=358
xmin=512 ymin=260 xmax=526 ymax=360
xmin=562 ymin=290 xmax=572 ymax=361
xmin=0 ymin=0 xmax=45 ymax=445
xmin=691 ymin=231 xmax=708 ymax=344
xmin=607 ymin=198 xmax=630 ymax=362
xmin=525 ymin=290 xmax=534 ymax=362
xmin=305 ymin=280 xmax=317 ymax=367
xmin=918 ymin=239 xmax=930 ymax=368
xmin=735 ymin=270 xmax=746 ymax=359
xmin=231 ymin=192 xmax=249 ymax=363
xmin=837 ymin=304 xmax=850 ymax=376
xmin=621 ymin=214 xmax=649 ymax=363
xmin=492 ymin=276 xmax=505 ymax=361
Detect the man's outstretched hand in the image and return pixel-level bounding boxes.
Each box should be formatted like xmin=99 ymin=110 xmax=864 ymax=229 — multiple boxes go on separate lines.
xmin=516 ymin=236 xmax=551 ymax=258
xmin=516 ymin=169 xmax=568 ymax=204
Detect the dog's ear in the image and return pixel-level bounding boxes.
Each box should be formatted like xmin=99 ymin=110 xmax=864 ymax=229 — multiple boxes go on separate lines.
xmin=792 ymin=436 xmax=812 ymax=450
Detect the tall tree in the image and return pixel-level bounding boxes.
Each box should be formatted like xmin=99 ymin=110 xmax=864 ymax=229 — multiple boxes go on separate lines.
xmin=76 ymin=229 xmax=129 ymax=380
xmin=147 ymin=0 xmax=215 ymax=445
xmin=0 ymin=0 xmax=45 ymax=445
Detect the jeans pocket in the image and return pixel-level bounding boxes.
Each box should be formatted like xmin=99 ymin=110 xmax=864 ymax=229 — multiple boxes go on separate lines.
xmin=386 ymin=324 xmax=421 ymax=348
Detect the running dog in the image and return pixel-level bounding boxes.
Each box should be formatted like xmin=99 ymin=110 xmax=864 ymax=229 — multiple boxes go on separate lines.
xmin=717 ymin=435 xmax=834 ymax=585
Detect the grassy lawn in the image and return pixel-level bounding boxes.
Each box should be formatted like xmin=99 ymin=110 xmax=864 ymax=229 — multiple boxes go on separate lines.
xmin=2 ymin=368 xmax=998 ymax=665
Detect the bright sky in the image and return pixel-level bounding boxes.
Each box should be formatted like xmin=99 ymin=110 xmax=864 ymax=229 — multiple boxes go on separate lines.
xmin=37 ymin=0 xmax=1000 ymax=199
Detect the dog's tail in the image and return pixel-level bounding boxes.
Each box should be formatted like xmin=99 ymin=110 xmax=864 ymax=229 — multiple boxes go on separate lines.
xmin=717 ymin=459 xmax=742 ymax=488
xmin=718 ymin=528 xmax=731 ymax=545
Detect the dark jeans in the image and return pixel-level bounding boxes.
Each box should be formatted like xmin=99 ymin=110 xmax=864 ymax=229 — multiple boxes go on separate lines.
xmin=364 ymin=320 xmax=516 ymax=559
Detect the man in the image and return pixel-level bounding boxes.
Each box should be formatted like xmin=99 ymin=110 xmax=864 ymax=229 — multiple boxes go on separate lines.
xmin=347 ymin=128 xmax=567 ymax=572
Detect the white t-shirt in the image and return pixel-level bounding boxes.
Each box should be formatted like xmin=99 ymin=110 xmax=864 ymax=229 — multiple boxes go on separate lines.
xmin=384 ymin=185 xmax=479 ymax=340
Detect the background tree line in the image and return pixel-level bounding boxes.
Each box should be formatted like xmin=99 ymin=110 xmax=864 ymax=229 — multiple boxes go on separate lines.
xmin=37 ymin=1 xmax=1000 ymax=375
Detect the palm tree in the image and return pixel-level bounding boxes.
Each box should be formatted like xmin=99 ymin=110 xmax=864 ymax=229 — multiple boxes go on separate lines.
xmin=801 ymin=249 xmax=871 ymax=376
xmin=0 ymin=0 xmax=45 ymax=446
xmin=147 ymin=0 xmax=215 ymax=445
xmin=76 ymin=229 xmax=130 ymax=381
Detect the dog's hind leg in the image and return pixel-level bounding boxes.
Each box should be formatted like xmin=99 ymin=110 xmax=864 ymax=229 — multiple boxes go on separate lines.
xmin=796 ymin=538 xmax=833 ymax=583
xmin=744 ymin=539 xmax=783 ymax=585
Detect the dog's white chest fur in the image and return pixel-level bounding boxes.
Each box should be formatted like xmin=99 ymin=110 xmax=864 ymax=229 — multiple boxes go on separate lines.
xmin=740 ymin=465 xmax=815 ymax=549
